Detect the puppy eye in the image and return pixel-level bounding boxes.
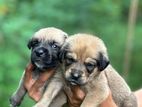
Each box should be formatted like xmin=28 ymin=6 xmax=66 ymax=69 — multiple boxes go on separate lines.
xmin=51 ymin=44 xmax=58 ymax=49
xmin=31 ymin=39 xmax=40 ymax=47
xmin=85 ymin=63 xmax=96 ymax=73
xmin=50 ymin=41 xmax=59 ymax=49
xmin=65 ymin=57 xmax=75 ymax=66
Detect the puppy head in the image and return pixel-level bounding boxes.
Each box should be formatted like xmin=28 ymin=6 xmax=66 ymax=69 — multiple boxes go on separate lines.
xmin=27 ymin=27 xmax=68 ymax=71
xmin=60 ymin=34 xmax=109 ymax=85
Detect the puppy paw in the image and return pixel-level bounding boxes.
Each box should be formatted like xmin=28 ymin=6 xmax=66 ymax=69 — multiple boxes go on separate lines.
xmin=9 ymin=95 xmax=21 ymax=107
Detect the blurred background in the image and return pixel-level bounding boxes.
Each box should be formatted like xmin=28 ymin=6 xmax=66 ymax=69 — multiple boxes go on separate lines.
xmin=0 ymin=0 xmax=142 ymax=106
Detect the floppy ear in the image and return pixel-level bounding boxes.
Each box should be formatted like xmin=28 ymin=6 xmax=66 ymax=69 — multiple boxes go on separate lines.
xmin=58 ymin=43 xmax=69 ymax=63
xmin=97 ymin=52 xmax=110 ymax=71
xmin=63 ymin=33 xmax=68 ymax=39
xmin=27 ymin=39 xmax=32 ymax=49
xmin=58 ymin=47 xmax=66 ymax=63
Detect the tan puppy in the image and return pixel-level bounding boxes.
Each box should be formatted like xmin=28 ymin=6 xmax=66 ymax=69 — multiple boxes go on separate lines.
xmin=10 ymin=27 xmax=68 ymax=107
xmin=60 ymin=34 xmax=137 ymax=107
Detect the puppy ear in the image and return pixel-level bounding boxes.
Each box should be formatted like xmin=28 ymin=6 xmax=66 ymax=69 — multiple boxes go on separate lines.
xmin=64 ymin=33 xmax=68 ymax=39
xmin=58 ymin=44 xmax=69 ymax=63
xmin=27 ymin=39 xmax=32 ymax=49
xmin=58 ymin=48 xmax=66 ymax=63
xmin=63 ymin=33 xmax=68 ymax=42
xmin=97 ymin=52 xmax=110 ymax=71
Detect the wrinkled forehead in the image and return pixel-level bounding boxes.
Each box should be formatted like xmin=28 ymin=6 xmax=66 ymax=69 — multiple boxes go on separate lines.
xmin=68 ymin=45 xmax=99 ymax=61
xmin=33 ymin=28 xmax=67 ymax=44
xmin=65 ymin=35 xmax=106 ymax=61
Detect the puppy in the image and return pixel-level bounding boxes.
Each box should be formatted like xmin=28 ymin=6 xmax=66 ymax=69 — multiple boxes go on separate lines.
xmin=60 ymin=34 xmax=137 ymax=107
xmin=10 ymin=27 xmax=68 ymax=107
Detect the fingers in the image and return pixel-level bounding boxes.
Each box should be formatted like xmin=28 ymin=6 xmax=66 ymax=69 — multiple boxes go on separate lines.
xmin=25 ymin=62 xmax=35 ymax=72
xmin=39 ymin=69 xmax=55 ymax=82
xmin=28 ymin=89 xmax=41 ymax=102
xmin=26 ymin=67 xmax=55 ymax=102
xmin=70 ymin=85 xmax=86 ymax=100
xmin=100 ymin=91 xmax=117 ymax=107
xmin=64 ymin=85 xmax=85 ymax=107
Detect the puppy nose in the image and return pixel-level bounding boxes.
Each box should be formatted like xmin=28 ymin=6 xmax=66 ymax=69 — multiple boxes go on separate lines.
xmin=71 ymin=69 xmax=81 ymax=80
xmin=35 ymin=48 xmax=47 ymax=57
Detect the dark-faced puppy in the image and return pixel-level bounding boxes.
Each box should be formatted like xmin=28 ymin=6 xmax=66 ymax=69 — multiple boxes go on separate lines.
xmin=60 ymin=34 xmax=137 ymax=107
xmin=28 ymin=28 xmax=67 ymax=70
xmin=10 ymin=27 xmax=68 ymax=107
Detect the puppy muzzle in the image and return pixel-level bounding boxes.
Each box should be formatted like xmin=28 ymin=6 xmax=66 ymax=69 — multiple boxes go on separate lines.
xmin=31 ymin=47 xmax=53 ymax=70
xmin=67 ymin=70 xmax=83 ymax=85
xmin=34 ymin=47 xmax=49 ymax=58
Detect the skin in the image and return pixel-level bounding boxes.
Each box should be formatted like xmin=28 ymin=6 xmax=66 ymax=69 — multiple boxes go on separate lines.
xmin=134 ymin=89 xmax=142 ymax=107
xmin=64 ymin=85 xmax=86 ymax=107
xmin=25 ymin=63 xmax=85 ymax=107
xmin=24 ymin=63 xmax=35 ymax=92
xmin=24 ymin=58 xmax=140 ymax=107
xmin=24 ymin=63 xmax=55 ymax=101
xmin=25 ymin=63 xmax=86 ymax=107
xmin=29 ymin=69 xmax=55 ymax=101
xmin=25 ymin=64 xmax=141 ymax=107
xmin=100 ymin=89 xmax=142 ymax=107
xmin=100 ymin=91 xmax=117 ymax=107
xmin=65 ymin=87 xmax=117 ymax=107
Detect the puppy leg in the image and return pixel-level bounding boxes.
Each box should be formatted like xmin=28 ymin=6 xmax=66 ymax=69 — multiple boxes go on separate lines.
xmin=122 ymin=93 xmax=137 ymax=107
xmin=80 ymin=73 xmax=109 ymax=107
xmin=33 ymin=72 xmax=64 ymax=107
xmin=10 ymin=72 xmax=27 ymax=107
xmin=49 ymin=91 xmax=67 ymax=107
xmin=10 ymin=63 xmax=34 ymax=107
xmin=81 ymin=88 xmax=109 ymax=107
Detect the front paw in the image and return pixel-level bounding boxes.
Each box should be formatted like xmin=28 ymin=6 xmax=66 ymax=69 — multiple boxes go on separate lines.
xmin=9 ymin=95 xmax=21 ymax=107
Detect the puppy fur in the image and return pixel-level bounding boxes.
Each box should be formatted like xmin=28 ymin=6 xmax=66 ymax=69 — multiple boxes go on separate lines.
xmin=60 ymin=34 xmax=137 ymax=107
xmin=10 ymin=27 xmax=67 ymax=107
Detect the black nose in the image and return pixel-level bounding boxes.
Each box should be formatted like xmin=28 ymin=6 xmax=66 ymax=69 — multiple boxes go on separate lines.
xmin=35 ymin=47 xmax=47 ymax=57
xmin=71 ymin=69 xmax=82 ymax=80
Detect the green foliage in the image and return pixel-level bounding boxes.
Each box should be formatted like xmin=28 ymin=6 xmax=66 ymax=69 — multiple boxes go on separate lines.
xmin=0 ymin=0 xmax=142 ymax=106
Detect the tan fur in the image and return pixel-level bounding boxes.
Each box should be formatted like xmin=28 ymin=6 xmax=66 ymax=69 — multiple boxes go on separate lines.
xmin=66 ymin=34 xmax=107 ymax=60
xmin=34 ymin=27 xmax=67 ymax=46
xmin=62 ymin=34 xmax=137 ymax=107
